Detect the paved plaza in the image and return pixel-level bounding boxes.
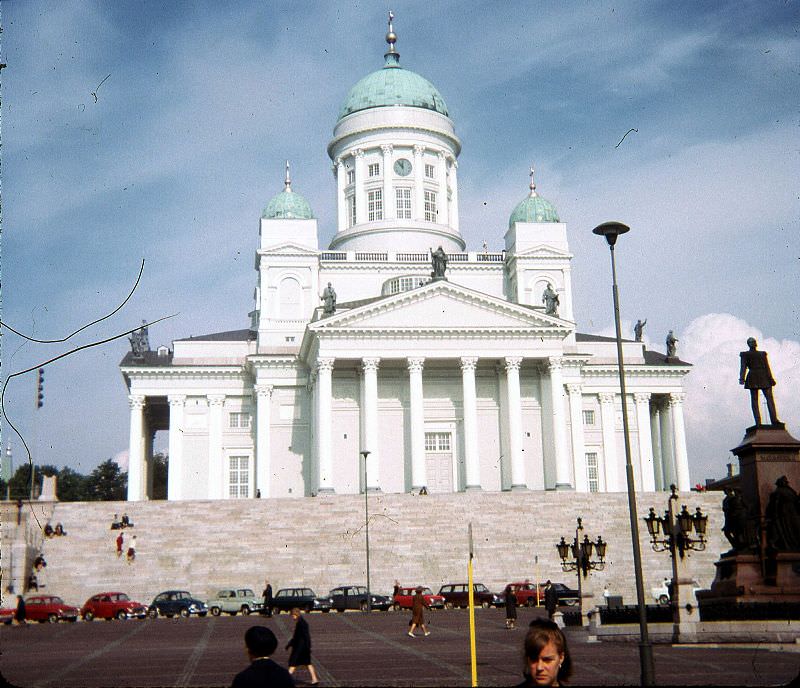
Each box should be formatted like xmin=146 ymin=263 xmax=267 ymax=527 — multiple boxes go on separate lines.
xmin=1 ymin=607 xmax=798 ymax=687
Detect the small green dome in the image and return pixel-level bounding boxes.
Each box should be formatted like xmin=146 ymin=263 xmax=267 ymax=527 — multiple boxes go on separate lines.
xmin=338 ymin=54 xmax=449 ymax=120
xmin=262 ymin=189 xmax=314 ymax=220
xmin=508 ymin=193 xmax=560 ymax=227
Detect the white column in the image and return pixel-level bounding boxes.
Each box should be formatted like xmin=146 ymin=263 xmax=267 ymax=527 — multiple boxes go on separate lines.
xmin=449 ymin=158 xmax=459 ymax=232
xmin=207 ymin=394 xmax=225 ymax=500
xmin=413 ymin=145 xmax=425 ymax=221
xmin=460 ymin=356 xmax=481 ymax=490
xmin=634 ymin=392 xmax=655 ymax=491
xmin=167 ymin=395 xmax=186 ymax=501
xmin=335 ymin=157 xmax=347 ymax=233
xmin=361 ymin=358 xmax=381 ymax=491
xmin=650 ymin=403 xmax=664 ymax=491
xmin=504 ymin=357 xmax=525 ymax=489
xmin=548 ymin=357 xmax=572 ymax=490
xmin=437 ymin=151 xmax=449 ymax=226
xmin=567 ymin=384 xmax=588 ymax=492
xmin=670 ymin=393 xmax=691 ymax=491
xmin=254 ymin=384 xmax=273 ymax=498
xmin=659 ymin=398 xmax=676 ymax=488
xmin=127 ymin=395 xmax=145 ymax=501
xmin=599 ymin=392 xmax=619 ymax=491
xmin=316 ymin=358 xmax=335 ymax=493
xmin=354 ymin=149 xmax=366 ymax=224
xmin=408 ymin=357 xmax=427 ymax=490
xmin=381 ymin=145 xmax=394 ymax=220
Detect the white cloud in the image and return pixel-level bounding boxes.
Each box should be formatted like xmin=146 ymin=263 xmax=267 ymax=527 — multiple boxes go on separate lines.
xmin=113 ymin=450 xmax=129 ymax=472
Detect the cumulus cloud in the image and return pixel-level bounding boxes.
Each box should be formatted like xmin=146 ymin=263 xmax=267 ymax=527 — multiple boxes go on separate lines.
xmin=113 ymin=450 xmax=129 ymax=472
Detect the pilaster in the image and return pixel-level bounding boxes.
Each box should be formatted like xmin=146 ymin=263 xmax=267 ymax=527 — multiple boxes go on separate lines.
xmin=599 ymin=392 xmax=618 ymax=491
xmin=361 ymin=358 xmax=381 ymax=491
xmin=548 ymin=357 xmax=572 ymax=490
xmin=413 ymin=145 xmax=425 ymax=222
xmin=505 ymin=357 xmax=525 ymax=489
xmin=167 ymin=395 xmax=186 ymax=501
xmin=460 ymin=356 xmax=481 ymax=490
xmin=354 ymin=149 xmax=366 ymax=224
xmin=381 ymin=145 xmax=394 ymax=220
xmin=316 ymin=358 xmax=335 ymax=493
xmin=408 ymin=357 xmax=426 ymax=490
xmin=567 ymin=384 xmax=588 ymax=492
xmin=207 ymin=394 xmax=225 ymax=500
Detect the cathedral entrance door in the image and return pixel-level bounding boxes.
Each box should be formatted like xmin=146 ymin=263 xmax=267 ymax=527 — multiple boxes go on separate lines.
xmin=425 ymin=431 xmax=454 ymax=493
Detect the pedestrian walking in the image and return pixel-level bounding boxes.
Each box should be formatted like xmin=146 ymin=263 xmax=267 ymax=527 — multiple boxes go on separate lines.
xmin=515 ymin=618 xmax=572 ymax=686
xmin=14 ymin=595 xmax=26 ymax=625
xmin=505 ymin=584 xmax=518 ymax=629
xmin=407 ymin=586 xmax=430 ymax=637
xmin=286 ymin=608 xmax=319 ymax=685
xmin=126 ymin=534 xmax=137 ymax=563
xmin=115 ymin=532 xmax=124 ymax=558
xmin=261 ymin=580 xmax=273 ymax=617
xmin=544 ymin=580 xmax=558 ymax=620
xmin=231 ymin=625 xmax=293 ymax=688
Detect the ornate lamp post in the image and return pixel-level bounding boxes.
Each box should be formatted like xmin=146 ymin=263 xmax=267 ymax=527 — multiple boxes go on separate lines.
xmin=644 ymin=484 xmax=708 ymax=640
xmin=556 ymin=517 xmax=607 ymax=625
xmin=592 ymin=221 xmax=654 ymax=686
xmin=361 ymin=449 xmax=372 ymax=612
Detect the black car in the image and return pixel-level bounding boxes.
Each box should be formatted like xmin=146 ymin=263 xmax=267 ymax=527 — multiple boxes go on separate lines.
xmin=270 ymin=587 xmax=332 ymax=614
xmin=329 ymin=585 xmax=392 ymax=612
xmin=542 ymin=582 xmax=580 ymax=606
xmin=148 ymin=590 xmax=208 ymax=618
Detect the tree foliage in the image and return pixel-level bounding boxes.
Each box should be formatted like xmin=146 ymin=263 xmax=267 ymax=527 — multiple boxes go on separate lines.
xmin=152 ymin=452 xmax=168 ymax=500
xmin=85 ymin=459 xmax=128 ymax=501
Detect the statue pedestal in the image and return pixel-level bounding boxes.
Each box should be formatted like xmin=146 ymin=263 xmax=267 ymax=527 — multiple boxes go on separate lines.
xmin=698 ymin=551 xmax=800 ymax=604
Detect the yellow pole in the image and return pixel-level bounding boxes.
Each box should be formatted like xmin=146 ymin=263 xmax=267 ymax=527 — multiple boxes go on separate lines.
xmin=535 ymin=554 xmax=540 ymax=608
xmin=468 ymin=523 xmax=478 ymax=687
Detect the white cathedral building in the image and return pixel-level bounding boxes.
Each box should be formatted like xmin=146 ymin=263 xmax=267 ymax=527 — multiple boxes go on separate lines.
xmin=121 ymin=19 xmax=691 ymax=502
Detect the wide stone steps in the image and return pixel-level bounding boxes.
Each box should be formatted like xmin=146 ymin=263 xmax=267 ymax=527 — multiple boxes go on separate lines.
xmin=37 ymin=492 xmax=727 ymax=610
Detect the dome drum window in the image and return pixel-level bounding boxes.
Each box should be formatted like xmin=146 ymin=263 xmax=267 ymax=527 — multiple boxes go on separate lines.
xmin=367 ymin=189 xmax=383 ymax=221
xmin=368 ymin=163 xmax=381 ymax=177
xmin=382 ymin=275 xmax=430 ymax=295
xmin=396 ymin=188 xmax=412 ymax=219
xmin=425 ymin=163 xmax=435 ymax=179
xmin=424 ymin=190 xmax=437 ymax=222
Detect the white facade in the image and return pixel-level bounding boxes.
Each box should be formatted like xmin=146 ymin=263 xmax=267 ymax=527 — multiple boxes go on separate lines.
xmin=121 ymin=27 xmax=691 ymax=502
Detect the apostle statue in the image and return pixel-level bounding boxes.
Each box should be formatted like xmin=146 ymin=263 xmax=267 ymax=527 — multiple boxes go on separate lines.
xmin=634 ymin=318 xmax=647 ymax=342
xmin=129 ymin=320 xmax=150 ymax=358
xmin=721 ymin=487 xmax=751 ymax=552
xmin=431 ymin=246 xmax=448 ymax=280
xmin=739 ymin=337 xmax=779 ymax=425
xmin=665 ymin=330 xmax=678 ymax=358
xmin=321 ymin=282 xmax=337 ymax=315
xmin=765 ymin=476 xmax=800 ymax=552
xmin=542 ymin=283 xmax=559 ymax=316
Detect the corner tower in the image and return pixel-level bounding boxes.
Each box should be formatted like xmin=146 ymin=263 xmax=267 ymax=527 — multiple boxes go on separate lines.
xmin=327 ymin=13 xmax=463 ymax=253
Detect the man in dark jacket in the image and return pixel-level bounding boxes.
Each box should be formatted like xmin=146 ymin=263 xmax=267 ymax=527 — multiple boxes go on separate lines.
xmin=262 ymin=580 xmax=273 ymax=617
xmin=231 ymin=625 xmax=293 ymax=688
xmin=544 ymin=581 xmax=558 ymax=620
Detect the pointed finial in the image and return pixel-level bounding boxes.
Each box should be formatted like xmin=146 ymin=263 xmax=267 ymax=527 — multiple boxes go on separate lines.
xmin=284 ymin=160 xmax=292 ymax=192
xmin=384 ymin=10 xmax=400 ymax=66
xmin=529 ymin=166 xmax=538 ymax=197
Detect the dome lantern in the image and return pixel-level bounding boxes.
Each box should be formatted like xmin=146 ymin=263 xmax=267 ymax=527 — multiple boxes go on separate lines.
xmin=262 ymin=161 xmax=315 ymax=220
xmin=508 ymin=166 xmax=560 ymax=227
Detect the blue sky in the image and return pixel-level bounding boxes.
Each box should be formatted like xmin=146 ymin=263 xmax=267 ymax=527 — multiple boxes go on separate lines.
xmin=2 ymin=1 xmax=798 ymax=483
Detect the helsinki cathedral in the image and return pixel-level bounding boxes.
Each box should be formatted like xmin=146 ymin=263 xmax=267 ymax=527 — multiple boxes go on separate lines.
xmin=121 ymin=16 xmax=691 ymax=502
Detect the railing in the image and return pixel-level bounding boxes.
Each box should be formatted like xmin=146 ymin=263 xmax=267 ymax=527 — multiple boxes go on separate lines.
xmin=355 ymin=252 xmax=388 ymax=261
xmin=320 ymin=252 xmax=347 ymax=260
xmin=477 ymin=253 xmax=504 ymax=262
xmin=396 ymin=253 xmax=429 ymax=262
xmin=318 ymin=251 xmax=506 ymax=264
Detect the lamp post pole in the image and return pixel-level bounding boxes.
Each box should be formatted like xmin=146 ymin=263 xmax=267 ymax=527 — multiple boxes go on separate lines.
xmin=592 ymin=222 xmax=655 ymax=686
xmin=361 ymin=449 xmax=372 ymax=612
xmin=556 ymin=517 xmax=606 ymax=626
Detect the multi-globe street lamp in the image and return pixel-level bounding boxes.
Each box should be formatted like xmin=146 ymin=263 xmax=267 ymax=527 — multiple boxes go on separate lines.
xmin=592 ymin=221 xmax=655 ymax=686
xmin=555 ymin=517 xmax=607 ymax=624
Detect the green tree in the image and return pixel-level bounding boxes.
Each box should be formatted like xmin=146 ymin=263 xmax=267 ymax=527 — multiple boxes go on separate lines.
xmin=85 ymin=459 xmax=127 ymax=501
xmin=151 ymin=452 xmax=169 ymax=500
xmin=56 ymin=466 xmax=88 ymax=502
xmin=8 ymin=463 xmax=59 ymax=499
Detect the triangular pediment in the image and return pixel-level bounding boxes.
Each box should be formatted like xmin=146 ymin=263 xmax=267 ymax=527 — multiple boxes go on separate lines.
xmin=309 ymin=281 xmax=571 ymax=333
xmin=513 ymin=244 xmax=572 ymax=259
xmin=258 ymin=242 xmax=320 ymax=256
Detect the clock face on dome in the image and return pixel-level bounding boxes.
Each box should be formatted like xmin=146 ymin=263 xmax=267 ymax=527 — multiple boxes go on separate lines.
xmin=394 ymin=158 xmax=412 ymax=176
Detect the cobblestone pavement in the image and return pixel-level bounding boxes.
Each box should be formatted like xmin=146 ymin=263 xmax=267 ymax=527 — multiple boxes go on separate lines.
xmin=1 ymin=607 xmax=797 ymax=687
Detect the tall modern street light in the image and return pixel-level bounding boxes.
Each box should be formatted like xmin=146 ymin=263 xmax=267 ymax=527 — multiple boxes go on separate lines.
xmin=592 ymin=221 xmax=655 ymax=686
xmin=361 ymin=449 xmax=372 ymax=612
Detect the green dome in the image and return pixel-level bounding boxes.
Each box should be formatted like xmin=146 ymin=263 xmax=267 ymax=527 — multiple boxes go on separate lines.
xmin=262 ymin=189 xmax=314 ymax=220
xmin=508 ymin=193 xmax=560 ymax=227
xmin=338 ymin=55 xmax=449 ymax=120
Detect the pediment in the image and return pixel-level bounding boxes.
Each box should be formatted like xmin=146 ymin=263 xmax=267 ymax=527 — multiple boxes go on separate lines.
xmin=513 ymin=244 xmax=572 ymax=259
xmin=258 ymin=242 xmax=320 ymax=256
xmin=309 ymin=281 xmax=571 ymax=333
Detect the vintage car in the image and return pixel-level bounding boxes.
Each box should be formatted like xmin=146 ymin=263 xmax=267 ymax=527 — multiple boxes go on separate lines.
xmin=437 ymin=583 xmax=504 ymax=609
xmin=651 ymin=578 xmax=702 ymax=606
xmin=24 ymin=595 xmax=80 ymax=623
xmin=148 ymin=590 xmax=208 ymax=618
xmin=505 ymin=582 xmax=542 ymax=607
xmin=392 ymin=586 xmax=445 ymax=610
xmin=81 ymin=592 xmax=147 ymax=620
xmin=207 ymin=587 xmax=264 ymax=616
xmin=539 ymin=582 xmax=580 ymax=606
xmin=0 ymin=606 xmax=15 ymax=625
xmin=270 ymin=587 xmax=332 ymax=614
xmin=329 ymin=585 xmax=392 ymax=612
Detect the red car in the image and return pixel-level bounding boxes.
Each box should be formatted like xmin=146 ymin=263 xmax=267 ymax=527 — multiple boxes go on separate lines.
xmin=393 ymin=586 xmax=445 ymax=610
xmin=0 ymin=607 xmax=14 ymax=625
xmin=81 ymin=592 xmax=147 ymax=621
xmin=506 ymin=582 xmax=542 ymax=607
xmin=24 ymin=595 xmax=79 ymax=623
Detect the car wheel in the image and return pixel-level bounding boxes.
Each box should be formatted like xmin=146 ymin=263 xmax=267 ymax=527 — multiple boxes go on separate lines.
xmin=240 ymin=606 xmax=251 ymax=616
xmin=359 ymin=601 xmax=369 ymax=612
xmin=83 ymin=611 xmax=94 ymax=621
xmin=481 ymin=601 xmax=489 ymax=609
xmin=658 ymin=594 xmax=670 ymax=606
xmin=148 ymin=608 xmax=159 ymax=619
xmin=47 ymin=614 xmax=58 ymax=624
xmin=115 ymin=610 xmax=127 ymax=620
xmin=444 ymin=602 xmax=454 ymax=610
xmin=179 ymin=608 xmax=190 ymax=618
xmin=211 ymin=606 xmax=221 ymax=616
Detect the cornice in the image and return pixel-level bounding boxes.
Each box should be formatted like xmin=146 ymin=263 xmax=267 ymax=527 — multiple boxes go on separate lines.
xmin=122 ymin=366 xmax=248 ymax=380
xmin=314 ymin=326 xmax=569 ymax=340
xmin=579 ymin=365 xmax=691 ymax=379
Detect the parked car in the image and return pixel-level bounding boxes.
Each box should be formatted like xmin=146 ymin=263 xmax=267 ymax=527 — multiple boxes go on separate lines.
xmin=506 ymin=582 xmax=542 ymax=607
xmin=81 ymin=592 xmax=147 ymax=621
xmin=24 ymin=595 xmax=80 ymax=623
xmin=270 ymin=587 xmax=332 ymax=614
xmin=651 ymin=579 xmax=702 ymax=606
xmin=0 ymin=607 xmax=15 ymax=625
xmin=207 ymin=587 xmax=264 ymax=616
xmin=437 ymin=583 xmax=504 ymax=609
xmin=540 ymin=582 xmax=580 ymax=607
xmin=329 ymin=585 xmax=392 ymax=612
xmin=393 ymin=586 xmax=445 ymax=610
xmin=148 ymin=590 xmax=208 ymax=618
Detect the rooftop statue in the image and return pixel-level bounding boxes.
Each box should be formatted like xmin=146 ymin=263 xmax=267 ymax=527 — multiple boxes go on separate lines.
xmin=431 ymin=246 xmax=448 ymax=281
xmin=665 ymin=330 xmax=678 ymax=358
xmin=321 ymin=282 xmax=337 ymax=315
xmin=739 ymin=337 xmax=779 ymax=426
xmin=634 ymin=318 xmax=647 ymax=342
xmin=129 ymin=320 xmax=150 ymax=358
xmin=542 ymin=283 xmax=559 ymax=316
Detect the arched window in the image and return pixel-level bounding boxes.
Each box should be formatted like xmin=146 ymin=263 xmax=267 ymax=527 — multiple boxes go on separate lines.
xmin=279 ymin=277 xmax=303 ymax=319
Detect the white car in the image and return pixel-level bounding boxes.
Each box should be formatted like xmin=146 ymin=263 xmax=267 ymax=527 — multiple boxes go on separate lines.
xmin=651 ymin=579 xmax=702 ymax=606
